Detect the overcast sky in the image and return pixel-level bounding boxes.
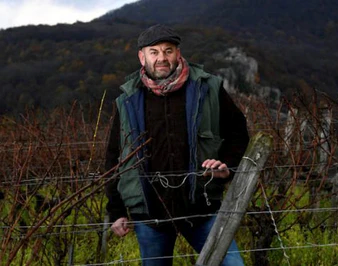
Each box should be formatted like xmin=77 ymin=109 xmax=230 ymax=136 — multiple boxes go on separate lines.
xmin=0 ymin=0 xmax=139 ymax=29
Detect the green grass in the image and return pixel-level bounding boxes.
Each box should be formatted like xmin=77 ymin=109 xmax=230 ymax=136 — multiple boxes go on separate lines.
xmin=2 ymin=184 xmax=338 ymax=265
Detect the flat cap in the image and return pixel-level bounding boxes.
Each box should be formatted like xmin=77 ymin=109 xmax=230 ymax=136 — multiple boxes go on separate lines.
xmin=137 ymin=24 xmax=181 ymax=49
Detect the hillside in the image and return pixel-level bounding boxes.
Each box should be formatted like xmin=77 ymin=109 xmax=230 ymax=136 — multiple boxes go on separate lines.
xmin=102 ymin=0 xmax=338 ymax=44
xmin=101 ymin=0 xmax=338 ymax=97
xmin=0 ymin=0 xmax=337 ymax=115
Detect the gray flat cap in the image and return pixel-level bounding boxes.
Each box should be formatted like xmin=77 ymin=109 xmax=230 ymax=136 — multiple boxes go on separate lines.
xmin=137 ymin=24 xmax=181 ymax=49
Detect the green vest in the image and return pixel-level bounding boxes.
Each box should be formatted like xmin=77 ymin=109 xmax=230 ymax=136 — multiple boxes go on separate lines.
xmin=115 ymin=64 xmax=223 ymax=215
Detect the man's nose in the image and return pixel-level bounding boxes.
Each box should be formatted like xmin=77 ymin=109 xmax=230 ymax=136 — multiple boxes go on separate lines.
xmin=157 ymin=52 xmax=167 ymax=61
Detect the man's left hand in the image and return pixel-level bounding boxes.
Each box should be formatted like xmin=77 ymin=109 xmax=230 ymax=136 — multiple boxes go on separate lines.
xmin=202 ymin=159 xmax=230 ymax=178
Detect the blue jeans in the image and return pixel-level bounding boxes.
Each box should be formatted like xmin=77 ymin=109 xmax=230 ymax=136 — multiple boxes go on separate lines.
xmin=134 ymin=216 xmax=244 ymax=266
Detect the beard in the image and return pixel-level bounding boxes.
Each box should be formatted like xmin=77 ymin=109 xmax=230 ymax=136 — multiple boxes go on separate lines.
xmin=144 ymin=60 xmax=178 ymax=80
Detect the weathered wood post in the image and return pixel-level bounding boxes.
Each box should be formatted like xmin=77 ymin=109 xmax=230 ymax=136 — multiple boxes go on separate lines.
xmin=68 ymin=234 xmax=74 ymax=266
xmin=283 ymin=107 xmax=307 ymax=155
xmin=310 ymin=104 xmax=331 ymax=210
xmin=101 ymin=214 xmax=110 ymax=261
xmin=331 ymin=171 xmax=338 ymax=229
xmin=284 ymin=107 xmax=297 ymax=155
xmin=196 ymin=132 xmax=273 ymax=266
xmin=316 ymin=104 xmax=331 ymax=173
xmin=315 ymin=105 xmax=338 ymax=229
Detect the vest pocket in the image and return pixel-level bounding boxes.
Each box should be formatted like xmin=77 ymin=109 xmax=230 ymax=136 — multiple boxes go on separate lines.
xmin=197 ymin=130 xmax=223 ymax=165
xmin=118 ymin=170 xmax=145 ymax=208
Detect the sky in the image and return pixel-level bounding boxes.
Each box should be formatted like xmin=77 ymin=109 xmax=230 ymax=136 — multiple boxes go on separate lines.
xmin=0 ymin=0 xmax=139 ymax=30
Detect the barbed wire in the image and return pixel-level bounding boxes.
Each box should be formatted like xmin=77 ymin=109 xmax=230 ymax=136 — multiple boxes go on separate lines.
xmin=2 ymin=206 xmax=338 ymax=232
xmin=1 ymin=161 xmax=337 ymax=187
xmin=0 ymin=135 xmax=335 ymax=148
xmin=1 ymin=144 xmax=338 ymax=263
xmin=0 ymin=116 xmax=337 ymax=129
xmin=1 ymin=185 xmax=338 ymax=263
xmin=3 ymin=222 xmax=338 ymax=242
xmin=71 ymin=243 xmax=338 ymax=266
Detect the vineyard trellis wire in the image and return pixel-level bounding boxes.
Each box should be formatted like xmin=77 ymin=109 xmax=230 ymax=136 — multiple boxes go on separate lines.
xmin=1 ymin=89 xmax=338 ymax=265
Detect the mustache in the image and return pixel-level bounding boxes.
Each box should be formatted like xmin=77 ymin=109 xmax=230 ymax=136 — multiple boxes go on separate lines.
xmin=155 ymin=62 xmax=170 ymax=67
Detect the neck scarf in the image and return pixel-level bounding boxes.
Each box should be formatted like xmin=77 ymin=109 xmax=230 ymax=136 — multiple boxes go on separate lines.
xmin=140 ymin=57 xmax=189 ymax=96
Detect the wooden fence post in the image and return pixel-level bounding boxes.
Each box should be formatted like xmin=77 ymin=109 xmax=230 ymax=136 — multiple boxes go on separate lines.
xmin=196 ymin=132 xmax=273 ymax=266
xmin=284 ymin=108 xmax=297 ymax=155
xmin=101 ymin=214 xmax=110 ymax=261
xmin=316 ymin=105 xmax=331 ymax=173
xmin=68 ymin=235 xmax=74 ymax=266
xmin=310 ymin=105 xmax=332 ymax=209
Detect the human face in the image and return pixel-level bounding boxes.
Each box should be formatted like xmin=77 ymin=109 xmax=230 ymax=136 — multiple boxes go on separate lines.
xmin=138 ymin=42 xmax=181 ymax=80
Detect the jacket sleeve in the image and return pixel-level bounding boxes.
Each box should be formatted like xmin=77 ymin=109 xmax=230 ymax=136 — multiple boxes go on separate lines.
xmin=218 ymin=86 xmax=250 ymax=177
xmin=104 ymin=103 xmax=128 ymax=223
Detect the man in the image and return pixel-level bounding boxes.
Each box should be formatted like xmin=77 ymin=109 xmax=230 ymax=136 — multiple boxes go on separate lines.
xmin=105 ymin=24 xmax=249 ymax=266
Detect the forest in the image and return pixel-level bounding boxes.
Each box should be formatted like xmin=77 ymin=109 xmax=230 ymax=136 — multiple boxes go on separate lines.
xmin=0 ymin=0 xmax=338 ymax=115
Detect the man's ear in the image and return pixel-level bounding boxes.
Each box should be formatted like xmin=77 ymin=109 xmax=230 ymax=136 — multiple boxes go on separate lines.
xmin=138 ymin=50 xmax=145 ymax=66
xmin=176 ymin=47 xmax=181 ymax=60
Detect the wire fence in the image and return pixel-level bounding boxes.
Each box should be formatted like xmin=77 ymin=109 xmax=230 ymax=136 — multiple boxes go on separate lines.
xmin=2 ymin=210 xmax=338 ymax=265
xmin=2 ymin=171 xmax=338 ymax=265
xmin=1 ymin=92 xmax=338 ymax=265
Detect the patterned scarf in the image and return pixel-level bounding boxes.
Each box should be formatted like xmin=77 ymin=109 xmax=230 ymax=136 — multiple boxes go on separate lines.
xmin=140 ymin=57 xmax=190 ymax=96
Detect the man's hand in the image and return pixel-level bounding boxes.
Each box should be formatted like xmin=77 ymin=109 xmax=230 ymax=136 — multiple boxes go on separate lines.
xmin=111 ymin=217 xmax=130 ymax=237
xmin=202 ymin=159 xmax=230 ymax=178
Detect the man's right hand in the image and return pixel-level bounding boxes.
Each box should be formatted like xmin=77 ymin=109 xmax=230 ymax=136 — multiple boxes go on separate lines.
xmin=111 ymin=217 xmax=130 ymax=237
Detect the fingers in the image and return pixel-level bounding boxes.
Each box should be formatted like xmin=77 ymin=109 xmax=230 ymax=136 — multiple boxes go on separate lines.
xmin=202 ymin=159 xmax=230 ymax=178
xmin=111 ymin=217 xmax=130 ymax=237
xmin=202 ymin=159 xmax=226 ymax=169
